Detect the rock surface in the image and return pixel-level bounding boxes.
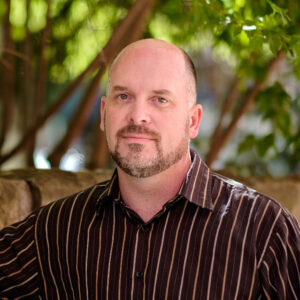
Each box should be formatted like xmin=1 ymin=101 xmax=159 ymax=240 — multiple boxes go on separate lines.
xmin=0 ymin=168 xmax=112 ymax=228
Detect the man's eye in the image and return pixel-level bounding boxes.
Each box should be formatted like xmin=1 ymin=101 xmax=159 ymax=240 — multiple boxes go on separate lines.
xmin=156 ymin=97 xmax=167 ymax=104
xmin=118 ymin=94 xmax=128 ymax=100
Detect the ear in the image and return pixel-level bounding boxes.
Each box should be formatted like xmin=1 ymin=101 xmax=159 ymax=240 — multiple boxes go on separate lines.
xmin=189 ymin=104 xmax=202 ymax=139
xmin=100 ymin=96 xmax=106 ymax=131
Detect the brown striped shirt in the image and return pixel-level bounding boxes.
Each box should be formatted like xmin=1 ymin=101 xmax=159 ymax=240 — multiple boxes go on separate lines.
xmin=0 ymin=150 xmax=299 ymax=299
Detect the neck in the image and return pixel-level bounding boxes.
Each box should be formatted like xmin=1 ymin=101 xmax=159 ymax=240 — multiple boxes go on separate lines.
xmin=117 ymin=152 xmax=191 ymax=222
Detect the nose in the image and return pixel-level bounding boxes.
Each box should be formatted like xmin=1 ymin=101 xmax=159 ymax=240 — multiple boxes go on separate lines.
xmin=127 ymin=99 xmax=150 ymax=124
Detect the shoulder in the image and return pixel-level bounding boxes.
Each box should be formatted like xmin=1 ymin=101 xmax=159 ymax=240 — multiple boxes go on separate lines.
xmin=36 ymin=180 xmax=111 ymax=222
xmin=210 ymin=171 xmax=299 ymax=239
xmin=211 ymin=171 xmax=286 ymax=217
xmin=211 ymin=171 xmax=300 ymax=254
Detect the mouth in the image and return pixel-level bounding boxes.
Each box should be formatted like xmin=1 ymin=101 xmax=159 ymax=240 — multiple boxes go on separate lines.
xmin=122 ymin=135 xmax=155 ymax=142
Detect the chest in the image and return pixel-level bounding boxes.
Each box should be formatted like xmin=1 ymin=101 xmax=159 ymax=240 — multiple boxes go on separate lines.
xmin=36 ymin=203 xmax=260 ymax=299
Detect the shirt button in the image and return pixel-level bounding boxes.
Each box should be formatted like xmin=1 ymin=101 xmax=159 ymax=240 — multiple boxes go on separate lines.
xmin=135 ymin=271 xmax=143 ymax=279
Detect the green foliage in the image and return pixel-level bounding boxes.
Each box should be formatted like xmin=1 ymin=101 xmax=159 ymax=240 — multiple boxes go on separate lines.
xmin=1 ymin=0 xmax=299 ymax=174
xmin=238 ymin=82 xmax=300 ymax=174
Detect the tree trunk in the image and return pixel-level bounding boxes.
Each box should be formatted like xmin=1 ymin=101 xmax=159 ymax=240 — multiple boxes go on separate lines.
xmin=26 ymin=0 xmax=51 ymax=167
xmin=205 ymin=51 xmax=285 ymax=167
xmin=208 ymin=78 xmax=240 ymax=159
xmin=22 ymin=0 xmax=35 ymax=166
xmin=0 ymin=0 xmax=15 ymax=153
xmin=48 ymin=0 xmax=157 ymax=167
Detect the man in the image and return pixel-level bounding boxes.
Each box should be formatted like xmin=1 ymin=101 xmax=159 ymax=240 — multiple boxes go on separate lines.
xmin=0 ymin=39 xmax=299 ymax=299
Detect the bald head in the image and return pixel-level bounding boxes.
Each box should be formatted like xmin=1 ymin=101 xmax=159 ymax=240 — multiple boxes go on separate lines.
xmin=106 ymin=39 xmax=197 ymax=106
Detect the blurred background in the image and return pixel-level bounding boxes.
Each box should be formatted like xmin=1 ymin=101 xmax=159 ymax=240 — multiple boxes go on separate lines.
xmin=0 ymin=0 xmax=299 ymax=177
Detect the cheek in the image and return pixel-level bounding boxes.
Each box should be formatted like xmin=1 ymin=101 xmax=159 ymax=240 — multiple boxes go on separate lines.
xmin=104 ymin=111 xmax=124 ymax=142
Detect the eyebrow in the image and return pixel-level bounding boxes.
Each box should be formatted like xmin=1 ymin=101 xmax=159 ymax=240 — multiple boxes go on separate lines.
xmin=152 ymin=89 xmax=173 ymax=96
xmin=111 ymin=86 xmax=174 ymax=96
xmin=111 ymin=85 xmax=129 ymax=92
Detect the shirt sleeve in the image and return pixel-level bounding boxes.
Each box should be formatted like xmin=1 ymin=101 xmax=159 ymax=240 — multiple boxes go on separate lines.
xmin=0 ymin=212 xmax=41 ymax=298
xmin=259 ymin=208 xmax=300 ymax=299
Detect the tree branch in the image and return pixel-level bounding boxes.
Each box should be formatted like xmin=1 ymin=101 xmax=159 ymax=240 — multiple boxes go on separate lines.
xmin=208 ymin=77 xmax=241 ymax=155
xmin=206 ymin=50 xmax=285 ymax=167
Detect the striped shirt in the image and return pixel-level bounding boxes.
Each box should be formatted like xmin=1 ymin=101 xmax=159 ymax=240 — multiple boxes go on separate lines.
xmin=0 ymin=150 xmax=299 ymax=299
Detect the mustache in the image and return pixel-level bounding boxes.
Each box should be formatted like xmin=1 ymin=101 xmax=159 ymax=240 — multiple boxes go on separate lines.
xmin=117 ymin=124 xmax=161 ymax=141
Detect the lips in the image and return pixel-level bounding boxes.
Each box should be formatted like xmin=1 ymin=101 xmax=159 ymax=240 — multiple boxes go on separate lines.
xmin=117 ymin=124 xmax=161 ymax=141
xmin=122 ymin=135 xmax=155 ymax=142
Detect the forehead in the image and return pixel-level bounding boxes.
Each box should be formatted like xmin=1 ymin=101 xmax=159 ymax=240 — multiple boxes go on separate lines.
xmin=109 ymin=43 xmax=187 ymax=91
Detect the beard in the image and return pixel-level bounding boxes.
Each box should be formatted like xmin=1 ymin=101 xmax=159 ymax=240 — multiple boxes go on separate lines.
xmin=107 ymin=122 xmax=189 ymax=178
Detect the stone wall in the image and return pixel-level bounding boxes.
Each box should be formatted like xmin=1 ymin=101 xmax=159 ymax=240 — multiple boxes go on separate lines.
xmin=0 ymin=169 xmax=299 ymax=229
xmin=0 ymin=169 xmax=112 ymax=229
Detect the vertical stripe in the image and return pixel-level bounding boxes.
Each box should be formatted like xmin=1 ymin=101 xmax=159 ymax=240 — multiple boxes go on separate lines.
xmin=221 ymin=191 xmax=246 ymax=299
xmin=270 ymin=246 xmax=286 ymax=298
xmin=76 ymin=186 xmax=98 ymax=299
xmin=143 ymin=224 xmax=154 ymax=300
xmin=130 ymin=228 xmax=140 ymax=299
xmin=177 ymin=206 xmax=200 ymax=299
xmin=66 ymin=193 xmax=83 ymax=299
xmin=262 ymin=285 xmax=272 ymax=300
xmin=56 ymin=200 xmax=68 ymax=297
xmin=192 ymin=211 xmax=211 ymax=300
xmin=257 ymin=209 xmax=282 ymax=268
xmin=189 ymin=160 xmax=201 ymax=200
xmin=118 ymin=218 xmax=127 ymax=300
xmin=233 ymin=195 xmax=258 ymax=300
xmin=248 ymin=258 xmax=257 ymax=300
xmin=46 ymin=203 xmax=60 ymax=299
xmin=206 ymin=185 xmax=229 ymax=300
xmin=192 ymin=182 xmax=223 ymax=300
xmin=34 ymin=208 xmax=48 ymax=299
xmin=202 ymin=169 xmax=210 ymax=207
xmin=85 ymin=214 xmax=97 ymax=300
xmin=95 ymin=210 xmax=105 ymax=299
xmin=165 ymin=201 xmax=188 ymax=299
xmin=285 ymin=235 xmax=300 ymax=279
xmin=262 ymin=261 xmax=278 ymax=292
xmin=256 ymin=200 xmax=271 ymax=238
xmin=106 ymin=202 xmax=116 ymax=300
xmin=248 ymin=199 xmax=272 ymax=299
xmin=276 ymin=233 xmax=297 ymax=299
xmin=152 ymin=213 xmax=171 ymax=300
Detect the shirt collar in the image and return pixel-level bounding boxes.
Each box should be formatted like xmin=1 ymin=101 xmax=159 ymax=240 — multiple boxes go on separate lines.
xmin=179 ymin=149 xmax=213 ymax=210
xmin=96 ymin=149 xmax=214 ymax=214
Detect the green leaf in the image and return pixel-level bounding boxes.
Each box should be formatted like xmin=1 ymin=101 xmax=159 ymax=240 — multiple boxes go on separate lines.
xmin=267 ymin=0 xmax=291 ymax=25
xmin=269 ymin=35 xmax=282 ymax=54
xmin=238 ymin=30 xmax=249 ymax=46
xmin=238 ymin=134 xmax=256 ymax=154
xmin=234 ymin=0 xmax=245 ymax=10
xmin=249 ymin=35 xmax=265 ymax=52
xmin=256 ymin=133 xmax=275 ymax=157
xmin=276 ymin=113 xmax=291 ymax=137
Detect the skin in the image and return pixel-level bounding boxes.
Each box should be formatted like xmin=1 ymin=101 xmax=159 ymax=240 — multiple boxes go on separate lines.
xmin=100 ymin=39 xmax=202 ymax=222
